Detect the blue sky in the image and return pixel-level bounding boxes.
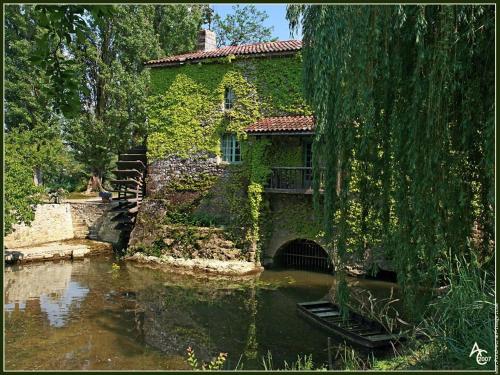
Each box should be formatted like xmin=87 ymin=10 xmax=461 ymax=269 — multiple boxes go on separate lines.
xmin=211 ymin=4 xmax=302 ymax=41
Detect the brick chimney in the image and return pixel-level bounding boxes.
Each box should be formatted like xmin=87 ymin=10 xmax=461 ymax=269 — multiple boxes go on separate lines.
xmin=197 ymin=29 xmax=217 ymax=52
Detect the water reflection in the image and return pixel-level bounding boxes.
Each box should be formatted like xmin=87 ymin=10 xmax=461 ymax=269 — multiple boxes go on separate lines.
xmin=39 ymin=281 xmax=89 ymax=327
xmin=5 ymin=261 xmax=73 ymax=304
xmin=4 ymin=257 xmax=399 ymax=370
xmin=124 ymin=263 xmax=259 ymax=361
xmin=5 ymin=261 xmax=90 ymax=327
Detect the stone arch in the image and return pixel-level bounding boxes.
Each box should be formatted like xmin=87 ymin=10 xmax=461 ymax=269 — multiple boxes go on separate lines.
xmin=272 ymin=238 xmax=333 ymax=273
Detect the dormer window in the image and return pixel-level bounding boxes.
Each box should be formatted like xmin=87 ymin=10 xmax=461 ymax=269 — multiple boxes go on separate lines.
xmin=224 ymin=87 xmax=235 ymax=110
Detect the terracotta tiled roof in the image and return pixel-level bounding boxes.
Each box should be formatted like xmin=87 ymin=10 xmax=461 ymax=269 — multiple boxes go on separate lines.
xmin=246 ymin=116 xmax=315 ymax=134
xmin=145 ymin=40 xmax=302 ymax=66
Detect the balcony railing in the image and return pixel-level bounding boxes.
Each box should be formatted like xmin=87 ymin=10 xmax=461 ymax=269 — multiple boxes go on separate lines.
xmin=264 ymin=167 xmax=324 ymax=194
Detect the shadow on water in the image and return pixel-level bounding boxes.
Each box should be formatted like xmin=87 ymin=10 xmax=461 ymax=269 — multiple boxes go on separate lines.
xmin=4 ymin=256 xmax=401 ymax=370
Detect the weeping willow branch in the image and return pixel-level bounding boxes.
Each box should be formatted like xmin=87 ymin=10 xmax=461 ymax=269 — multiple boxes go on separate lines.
xmin=289 ymin=5 xmax=494 ymax=315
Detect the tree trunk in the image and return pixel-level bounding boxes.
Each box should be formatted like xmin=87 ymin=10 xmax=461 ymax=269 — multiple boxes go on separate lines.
xmin=85 ymin=171 xmax=104 ymax=194
xmin=33 ymin=167 xmax=43 ymax=186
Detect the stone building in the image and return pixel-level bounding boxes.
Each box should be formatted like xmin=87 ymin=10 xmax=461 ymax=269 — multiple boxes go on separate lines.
xmin=128 ymin=30 xmax=388 ymax=275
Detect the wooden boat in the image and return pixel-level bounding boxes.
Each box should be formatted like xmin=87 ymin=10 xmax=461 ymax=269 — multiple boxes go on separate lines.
xmin=297 ymin=300 xmax=406 ymax=349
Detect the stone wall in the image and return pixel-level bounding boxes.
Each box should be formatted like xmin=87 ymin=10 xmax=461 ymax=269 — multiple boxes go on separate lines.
xmin=262 ymin=194 xmax=323 ymax=264
xmin=129 ymin=150 xmax=251 ymax=259
xmin=147 ymin=152 xmax=226 ymax=198
xmin=131 ymin=223 xmax=249 ymax=262
xmin=129 ymin=200 xmax=249 ymax=262
xmin=70 ymin=202 xmax=122 ymax=246
xmin=70 ymin=202 xmax=109 ymax=234
xmin=4 ymin=202 xmax=123 ymax=249
xmin=4 ymin=204 xmax=75 ymax=248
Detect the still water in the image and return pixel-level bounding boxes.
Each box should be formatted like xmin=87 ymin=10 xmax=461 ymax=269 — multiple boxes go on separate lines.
xmin=4 ymin=255 xmax=398 ymax=370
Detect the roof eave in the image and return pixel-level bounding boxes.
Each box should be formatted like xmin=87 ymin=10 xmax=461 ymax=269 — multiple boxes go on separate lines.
xmin=144 ymin=50 xmax=301 ymax=68
xmin=246 ymin=131 xmax=315 ymax=136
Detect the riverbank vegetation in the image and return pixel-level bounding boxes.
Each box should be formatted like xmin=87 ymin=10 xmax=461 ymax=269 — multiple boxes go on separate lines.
xmin=287 ymin=4 xmax=495 ymax=370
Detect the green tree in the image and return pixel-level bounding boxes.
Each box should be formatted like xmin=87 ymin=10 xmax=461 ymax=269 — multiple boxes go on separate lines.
xmin=287 ymin=5 xmax=494 ymax=312
xmin=213 ymin=5 xmax=275 ymax=47
xmin=153 ymin=5 xmax=205 ymax=55
xmin=65 ymin=5 xmax=162 ymax=192
xmin=4 ymin=5 xmax=74 ymax=232
xmin=4 ymin=132 xmax=44 ymax=234
xmin=30 ymin=5 xmax=114 ymax=115
xmin=29 ymin=5 xmax=203 ymax=114
xmin=5 ymin=5 xmax=68 ymax=183
xmin=4 ymin=4 xmax=205 ymax=230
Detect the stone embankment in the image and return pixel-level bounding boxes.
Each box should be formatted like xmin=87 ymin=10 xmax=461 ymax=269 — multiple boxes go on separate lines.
xmin=128 ymin=220 xmax=263 ymax=275
xmin=4 ymin=204 xmax=76 ymax=248
xmin=126 ymin=252 xmax=263 ymax=276
xmin=4 ymin=202 xmax=117 ymax=265
xmin=4 ymin=239 xmax=113 ymax=264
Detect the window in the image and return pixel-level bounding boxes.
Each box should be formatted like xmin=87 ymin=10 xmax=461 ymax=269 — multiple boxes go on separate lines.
xmin=224 ymin=87 xmax=235 ymax=110
xmin=221 ymin=134 xmax=241 ymax=163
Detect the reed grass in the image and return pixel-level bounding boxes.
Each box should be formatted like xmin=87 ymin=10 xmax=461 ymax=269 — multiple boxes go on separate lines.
xmin=346 ymin=255 xmax=495 ymax=370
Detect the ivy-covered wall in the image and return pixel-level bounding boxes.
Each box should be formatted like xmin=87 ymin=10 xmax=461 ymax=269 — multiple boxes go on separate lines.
xmin=146 ymin=54 xmax=311 ymax=160
xmin=260 ymin=194 xmax=324 ymax=263
xmin=130 ymin=53 xmax=325 ymax=266
xmin=267 ymin=136 xmax=309 ymax=167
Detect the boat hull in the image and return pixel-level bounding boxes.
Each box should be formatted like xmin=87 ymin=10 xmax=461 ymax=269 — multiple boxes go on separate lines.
xmin=296 ymin=301 xmax=405 ymax=349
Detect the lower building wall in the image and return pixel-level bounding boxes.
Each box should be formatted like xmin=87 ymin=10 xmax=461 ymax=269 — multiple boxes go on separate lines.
xmin=261 ymin=194 xmax=324 ymax=265
xmin=129 ymin=152 xmax=393 ymax=275
xmin=261 ymin=194 xmax=394 ymax=276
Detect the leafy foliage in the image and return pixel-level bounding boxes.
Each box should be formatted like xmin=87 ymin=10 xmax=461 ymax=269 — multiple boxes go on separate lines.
xmin=64 ymin=5 xmax=163 ymax=190
xmin=29 ymin=4 xmax=205 ymax=115
xmin=153 ymin=5 xmax=205 ymax=55
xmin=288 ymin=5 xmax=494 ymax=315
xmin=261 ymin=351 xmax=327 ymax=371
xmin=4 ymin=5 xmax=78 ymax=231
xmin=213 ymin=5 xmax=276 ymax=47
xmin=253 ymin=55 xmax=311 ymax=116
xmin=242 ymin=138 xmax=272 ymax=261
xmin=5 ymin=6 xmax=65 ymax=148
xmin=4 ymin=132 xmax=44 ymax=234
xmin=421 ymin=256 xmax=495 ymax=369
xmin=185 ymin=347 xmax=228 ymax=371
xmin=147 ymin=56 xmax=308 ymax=160
xmin=4 ymin=4 xmax=208 ymax=229
xmin=30 ymin=5 xmax=114 ymax=115
xmin=147 ymin=73 xmax=228 ymax=159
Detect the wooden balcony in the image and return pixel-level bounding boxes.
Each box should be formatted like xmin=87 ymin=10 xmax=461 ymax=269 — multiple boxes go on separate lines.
xmin=264 ymin=167 xmax=324 ymax=194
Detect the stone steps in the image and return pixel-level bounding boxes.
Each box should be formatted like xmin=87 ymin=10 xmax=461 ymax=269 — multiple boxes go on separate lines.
xmin=72 ymin=214 xmax=90 ymax=239
xmin=74 ymin=232 xmax=90 ymax=238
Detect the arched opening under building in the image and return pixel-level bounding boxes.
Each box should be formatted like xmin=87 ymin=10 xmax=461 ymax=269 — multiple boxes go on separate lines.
xmin=274 ymin=239 xmax=333 ymax=273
